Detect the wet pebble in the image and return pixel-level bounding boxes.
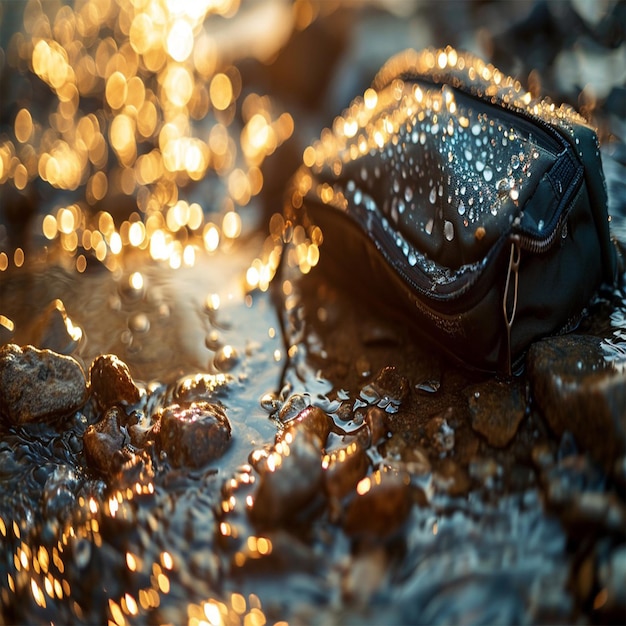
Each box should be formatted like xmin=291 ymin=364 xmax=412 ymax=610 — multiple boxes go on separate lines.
xmin=364 ymin=406 xmax=389 ymax=446
xmin=322 ymin=438 xmax=370 ymax=501
xmin=31 ymin=299 xmax=82 ymax=354
xmin=433 ymin=459 xmax=471 ymax=496
xmin=0 ymin=344 xmax=87 ymax=425
xmin=279 ymin=405 xmax=331 ymax=446
xmin=83 ymin=407 xmax=131 ymax=475
xmin=277 ymin=393 xmax=311 ymax=422
xmin=249 ymin=430 xmax=323 ymax=527
xmin=343 ymin=469 xmax=412 ymax=539
xmin=89 ymin=354 xmax=141 ymax=411
xmin=423 ymin=410 xmax=455 ymax=455
xmin=383 ymin=434 xmax=431 ymax=476
xmin=170 ymin=372 xmax=234 ymax=405
xmin=157 ymin=401 xmax=231 ymax=468
xmin=465 ymin=379 xmax=526 ymax=447
xmin=527 ymin=335 xmax=626 ymax=468
xmin=360 ymin=366 xmax=409 ymax=412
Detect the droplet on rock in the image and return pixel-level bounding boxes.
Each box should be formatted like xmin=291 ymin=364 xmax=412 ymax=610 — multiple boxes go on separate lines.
xmin=0 ymin=344 xmax=87 ymax=425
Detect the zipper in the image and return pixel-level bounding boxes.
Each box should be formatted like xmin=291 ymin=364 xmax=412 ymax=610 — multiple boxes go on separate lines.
xmin=364 ymin=206 xmax=507 ymax=309
xmin=395 ymin=70 xmax=572 ymax=159
xmin=449 ymin=85 xmax=564 ymax=156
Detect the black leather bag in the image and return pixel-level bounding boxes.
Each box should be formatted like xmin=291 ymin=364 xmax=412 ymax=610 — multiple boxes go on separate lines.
xmin=285 ymin=47 xmax=618 ymax=374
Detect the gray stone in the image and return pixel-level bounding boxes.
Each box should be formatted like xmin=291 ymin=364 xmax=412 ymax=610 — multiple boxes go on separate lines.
xmin=527 ymin=335 xmax=626 ymax=468
xmin=0 ymin=344 xmax=88 ymax=425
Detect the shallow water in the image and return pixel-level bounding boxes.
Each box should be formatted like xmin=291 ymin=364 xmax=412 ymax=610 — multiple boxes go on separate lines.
xmin=1 ymin=225 xmax=625 ymax=624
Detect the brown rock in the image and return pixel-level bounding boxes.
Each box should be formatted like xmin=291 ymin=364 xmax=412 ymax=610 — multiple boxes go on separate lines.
xmin=279 ymin=405 xmax=331 ymax=446
xmin=157 ymin=401 xmax=231 ymax=468
xmin=423 ymin=409 xmax=456 ymax=454
xmin=360 ymin=366 xmax=410 ymax=412
xmin=83 ymin=407 xmax=130 ymax=475
xmin=322 ymin=439 xmax=370 ymax=500
xmin=466 ymin=379 xmax=526 ymax=447
xmin=0 ymin=344 xmax=87 ymax=425
xmin=343 ymin=469 xmax=412 ymax=539
xmin=364 ymin=406 xmax=389 ymax=446
xmin=249 ymin=430 xmax=323 ymax=527
xmin=528 ymin=335 xmax=626 ymax=468
xmin=89 ymin=354 xmax=141 ymax=411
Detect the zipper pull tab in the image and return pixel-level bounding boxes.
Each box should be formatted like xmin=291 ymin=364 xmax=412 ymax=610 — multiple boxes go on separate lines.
xmin=502 ymin=235 xmax=521 ymax=376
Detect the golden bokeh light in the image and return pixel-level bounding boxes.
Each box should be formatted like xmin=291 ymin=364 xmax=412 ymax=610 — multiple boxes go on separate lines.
xmin=1 ymin=0 xmax=294 ymax=272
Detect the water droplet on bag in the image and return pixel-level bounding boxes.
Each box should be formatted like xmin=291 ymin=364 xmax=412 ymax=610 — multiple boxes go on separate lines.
xmin=471 ymin=123 xmax=481 ymax=136
xmin=457 ymin=201 xmax=465 ymax=216
xmin=444 ymin=221 xmax=454 ymax=241
xmin=476 ymin=160 xmax=485 ymax=172
xmin=429 ymin=187 xmax=437 ymax=204
xmin=425 ymin=219 xmax=434 ymax=235
xmin=405 ymin=187 xmax=413 ymax=202
xmin=483 ymin=167 xmax=493 ymax=182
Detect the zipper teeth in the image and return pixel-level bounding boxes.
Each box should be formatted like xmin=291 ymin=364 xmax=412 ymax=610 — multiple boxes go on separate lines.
xmin=402 ymin=71 xmax=570 ymax=155
xmin=517 ymin=215 xmax=563 ymax=253
xmin=369 ymin=215 xmax=497 ymax=304
xmin=453 ymin=86 xmax=562 ymax=154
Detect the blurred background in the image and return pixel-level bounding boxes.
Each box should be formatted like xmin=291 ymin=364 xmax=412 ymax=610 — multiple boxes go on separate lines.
xmin=0 ymin=0 xmax=624 ymax=275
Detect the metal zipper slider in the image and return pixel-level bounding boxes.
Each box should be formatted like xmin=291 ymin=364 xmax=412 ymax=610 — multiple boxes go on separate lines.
xmin=502 ymin=235 xmax=521 ymax=375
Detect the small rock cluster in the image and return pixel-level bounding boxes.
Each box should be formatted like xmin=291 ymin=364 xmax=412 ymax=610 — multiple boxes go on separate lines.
xmin=217 ymin=393 xmax=416 ymax=575
xmin=0 ymin=345 xmax=233 ymax=481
